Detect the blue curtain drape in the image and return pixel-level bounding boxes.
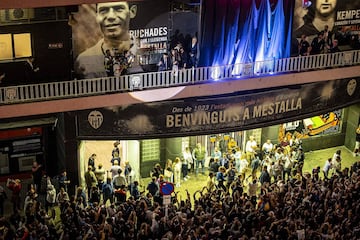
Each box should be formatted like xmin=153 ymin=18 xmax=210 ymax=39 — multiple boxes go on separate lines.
xmin=199 ymin=0 xmax=294 ymax=68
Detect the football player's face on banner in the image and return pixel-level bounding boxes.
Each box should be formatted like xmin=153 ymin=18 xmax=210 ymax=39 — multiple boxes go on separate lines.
xmin=96 ymin=2 xmax=137 ymax=40
xmin=316 ymin=0 xmax=337 ymax=17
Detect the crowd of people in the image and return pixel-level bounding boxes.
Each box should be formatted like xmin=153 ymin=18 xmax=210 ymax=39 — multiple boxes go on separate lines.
xmin=0 ymin=134 xmax=359 ymax=239
xmin=297 ymin=25 xmax=341 ymax=57
xmin=99 ymin=34 xmax=198 ymax=84
xmin=157 ymin=37 xmax=198 ymax=74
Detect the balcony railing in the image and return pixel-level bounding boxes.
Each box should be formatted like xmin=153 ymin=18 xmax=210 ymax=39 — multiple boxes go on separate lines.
xmin=1 ymin=50 xmax=360 ymax=105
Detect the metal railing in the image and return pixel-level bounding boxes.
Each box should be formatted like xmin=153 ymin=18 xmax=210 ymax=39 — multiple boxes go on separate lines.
xmin=1 ymin=50 xmax=360 ymax=105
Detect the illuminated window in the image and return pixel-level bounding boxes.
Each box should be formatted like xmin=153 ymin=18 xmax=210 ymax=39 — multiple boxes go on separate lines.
xmin=0 ymin=33 xmax=32 ymax=60
xmin=0 ymin=34 xmax=13 ymax=60
xmin=141 ymin=139 xmax=160 ymax=162
xmin=14 ymin=33 xmax=32 ymax=58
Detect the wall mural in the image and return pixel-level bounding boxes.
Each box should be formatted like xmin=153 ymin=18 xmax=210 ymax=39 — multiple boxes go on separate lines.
xmin=279 ymin=109 xmax=342 ymax=143
xmin=293 ymin=0 xmax=360 ymax=50
xmin=71 ymin=1 xmax=198 ymax=79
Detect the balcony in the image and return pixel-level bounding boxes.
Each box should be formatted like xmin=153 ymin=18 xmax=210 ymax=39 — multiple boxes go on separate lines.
xmin=0 ymin=50 xmax=360 ymax=107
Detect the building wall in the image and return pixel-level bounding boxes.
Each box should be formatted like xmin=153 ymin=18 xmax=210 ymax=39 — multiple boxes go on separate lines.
xmin=0 ymin=21 xmax=72 ymax=86
xmin=345 ymin=104 xmax=360 ymax=151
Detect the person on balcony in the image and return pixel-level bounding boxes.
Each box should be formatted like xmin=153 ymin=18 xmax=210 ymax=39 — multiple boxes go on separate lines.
xmin=170 ymin=48 xmax=180 ymax=77
xmin=310 ymin=32 xmax=325 ymax=55
xmin=298 ymin=34 xmax=311 ymax=56
xmin=0 ymin=71 xmax=5 ymax=85
xmin=157 ymin=52 xmax=171 ymax=72
xmin=189 ymin=36 xmax=198 ymax=68
xmin=179 ymin=47 xmax=189 ymax=69
xmin=328 ymin=39 xmax=341 ymax=53
xmin=24 ymin=57 xmax=40 ymax=83
xmin=75 ymin=2 xmax=138 ymax=79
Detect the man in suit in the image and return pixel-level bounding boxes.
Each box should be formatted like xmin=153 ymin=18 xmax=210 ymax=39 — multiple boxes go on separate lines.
xmin=24 ymin=57 xmax=39 ymax=83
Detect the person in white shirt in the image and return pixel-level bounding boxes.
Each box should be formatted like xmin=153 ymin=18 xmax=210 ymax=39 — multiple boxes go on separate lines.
xmin=283 ymin=153 xmax=294 ymax=181
xmin=46 ymin=183 xmax=56 ymax=212
xmin=246 ymin=136 xmax=258 ymax=163
xmin=331 ymin=150 xmax=341 ymax=164
xmin=331 ymin=155 xmax=341 ymax=175
xmin=323 ymin=158 xmax=332 ymax=179
xmin=248 ymin=179 xmax=260 ymax=198
xmin=239 ymin=157 xmax=249 ymax=179
xmin=113 ymin=168 xmax=127 ymax=189
xmin=173 ymin=157 xmax=182 ymax=187
xmin=127 ymin=166 xmax=137 ymax=185
xmin=110 ymin=160 xmax=122 ymax=179
xmin=262 ymin=139 xmax=274 ymax=156
xmin=233 ymin=147 xmax=242 ymax=173
xmin=212 ymin=147 xmax=222 ymax=160
xmin=183 ymin=146 xmax=193 ymax=175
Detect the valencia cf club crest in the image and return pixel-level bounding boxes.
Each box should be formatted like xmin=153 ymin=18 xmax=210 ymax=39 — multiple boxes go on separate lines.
xmin=5 ymin=88 xmax=17 ymax=102
xmin=347 ymin=79 xmax=357 ymax=96
xmin=88 ymin=110 xmax=103 ymax=129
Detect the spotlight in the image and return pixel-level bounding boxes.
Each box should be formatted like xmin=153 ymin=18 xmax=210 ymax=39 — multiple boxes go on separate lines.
xmin=302 ymin=0 xmax=312 ymax=8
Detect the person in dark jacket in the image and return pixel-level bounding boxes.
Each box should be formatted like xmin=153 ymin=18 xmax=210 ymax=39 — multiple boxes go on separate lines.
xmin=259 ymin=166 xmax=271 ymax=186
xmin=102 ymin=177 xmax=114 ymax=205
